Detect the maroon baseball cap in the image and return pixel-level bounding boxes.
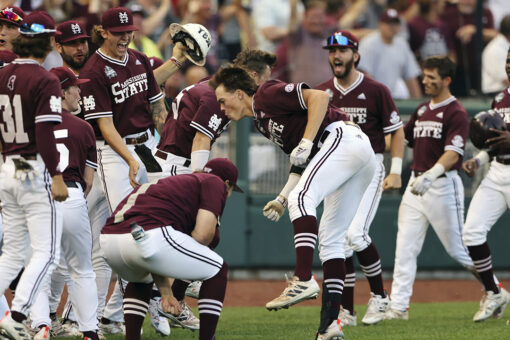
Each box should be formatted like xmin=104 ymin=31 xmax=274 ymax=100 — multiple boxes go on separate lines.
xmin=102 ymin=7 xmax=138 ymax=32
xmin=19 ymin=11 xmax=56 ymax=37
xmin=323 ymin=30 xmax=359 ymax=50
xmin=50 ymin=67 xmax=90 ymax=89
xmin=149 ymin=57 xmax=164 ymax=70
xmin=204 ymin=158 xmax=243 ymax=193
xmin=56 ymin=21 xmax=89 ymax=44
xmin=0 ymin=7 xmax=25 ymax=27
xmin=380 ymin=8 xmax=400 ymax=24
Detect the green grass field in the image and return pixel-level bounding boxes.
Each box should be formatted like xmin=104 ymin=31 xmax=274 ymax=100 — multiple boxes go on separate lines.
xmin=81 ymin=301 xmax=510 ymax=340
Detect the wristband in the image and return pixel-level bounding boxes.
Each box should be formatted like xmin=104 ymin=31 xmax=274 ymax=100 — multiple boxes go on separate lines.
xmin=474 ymin=150 xmax=490 ymax=167
xmin=191 ymin=150 xmax=210 ymax=170
xmin=276 ymin=195 xmax=288 ymax=209
xmin=427 ymin=163 xmax=445 ymax=180
xmin=390 ymin=157 xmax=403 ymax=175
xmin=170 ymin=56 xmax=184 ymax=69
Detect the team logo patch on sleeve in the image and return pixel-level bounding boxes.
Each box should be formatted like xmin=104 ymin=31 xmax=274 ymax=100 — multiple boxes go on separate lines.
xmin=50 ymin=96 xmax=62 ymax=113
xmin=285 ymin=84 xmax=295 ymax=92
xmin=208 ymin=114 xmax=222 ymax=131
xmin=417 ymin=106 xmax=426 ymax=117
xmin=451 ymin=135 xmax=464 ymax=148
xmin=389 ymin=110 xmax=400 ymax=124
xmin=105 ymin=66 xmax=117 ymax=79
xmin=325 ymin=88 xmax=333 ymax=101
xmin=83 ymin=95 xmax=96 ymax=111
xmin=495 ymin=92 xmax=504 ymax=104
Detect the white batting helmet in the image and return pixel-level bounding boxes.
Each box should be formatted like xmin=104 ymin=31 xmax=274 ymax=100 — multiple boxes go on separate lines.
xmin=169 ymin=23 xmax=211 ymax=66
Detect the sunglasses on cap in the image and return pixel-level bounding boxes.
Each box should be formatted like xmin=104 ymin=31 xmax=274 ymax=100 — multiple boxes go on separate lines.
xmin=327 ymin=34 xmax=356 ymax=47
xmin=0 ymin=10 xmax=23 ymax=23
xmin=19 ymin=22 xmax=56 ymax=35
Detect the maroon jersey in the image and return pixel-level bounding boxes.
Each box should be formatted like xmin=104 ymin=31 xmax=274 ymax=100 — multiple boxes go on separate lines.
xmin=316 ymin=73 xmax=402 ymax=153
xmin=54 ymin=111 xmax=97 ymax=189
xmin=252 ymin=80 xmax=347 ymax=155
xmin=404 ymin=96 xmax=468 ymax=172
xmin=102 ymin=173 xmax=227 ymax=235
xmin=0 ymin=60 xmax=62 ymax=156
xmin=407 ymin=16 xmax=453 ymax=62
xmin=491 ymin=88 xmax=510 ymax=156
xmin=158 ymin=79 xmax=230 ymax=158
xmin=79 ymin=49 xmax=163 ymax=137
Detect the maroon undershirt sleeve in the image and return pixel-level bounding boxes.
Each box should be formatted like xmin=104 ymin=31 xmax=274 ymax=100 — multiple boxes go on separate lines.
xmin=36 ymin=122 xmax=61 ymax=177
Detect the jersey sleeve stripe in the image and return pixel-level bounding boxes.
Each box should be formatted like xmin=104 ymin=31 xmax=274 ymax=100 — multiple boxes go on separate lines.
xmin=445 ymin=145 xmax=464 ymax=156
xmin=148 ymin=92 xmax=164 ymax=103
xmin=86 ymin=160 xmax=98 ymax=169
xmin=297 ymin=83 xmax=307 ymax=110
xmin=190 ymin=121 xmax=215 ymax=139
xmin=35 ymin=115 xmax=62 ymax=123
xmin=84 ymin=112 xmax=113 ymax=120
xmin=383 ymin=121 xmax=403 ymax=133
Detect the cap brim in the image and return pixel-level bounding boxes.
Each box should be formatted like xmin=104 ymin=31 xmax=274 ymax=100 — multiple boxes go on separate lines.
xmin=76 ymin=78 xmax=90 ymax=85
xmin=0 ymin=18 xmax=20 ymax=26
xmin=322 ymin=44 xmax=357 ymax=49
xmin=59 ymin=34 xmax=90 ymax=44
xmin=233 ymin=184 xmax=244 ymax=193
xmin=106 ymin=25 xmax=138 ymax=32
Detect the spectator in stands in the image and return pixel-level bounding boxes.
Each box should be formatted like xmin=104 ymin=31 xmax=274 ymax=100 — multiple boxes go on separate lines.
xmin=482 ymin=14 xmax=510 ymax=95
xmin=408 ymin=0 xmax=454 ymax=63
xmin=358 ymin=8 xmax=422 ymax=99
xmin=488 ymin=0 xmax=510 ymax=32
xmin=128 ymin=3 xmax=163 ymax=59
xmin=441 ymin=0 xmax=497 ymax=97
xmin=274 ymin=0 xmax=337 ymax=87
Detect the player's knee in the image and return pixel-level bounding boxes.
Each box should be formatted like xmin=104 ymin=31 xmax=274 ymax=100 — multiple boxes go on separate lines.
xmin=214 ymin=261 xmax=228 ymax=282
xmin=346 ymin=229 xmax=370 ymax=252
xmin=462 ymin=228 xmax=486 ymax=247
xmin=288 ymin=190 xmax=317 ymax=221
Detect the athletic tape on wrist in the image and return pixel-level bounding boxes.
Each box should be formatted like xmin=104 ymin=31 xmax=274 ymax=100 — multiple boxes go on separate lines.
xmin=390 ymin=157 xmax=402 ymax=175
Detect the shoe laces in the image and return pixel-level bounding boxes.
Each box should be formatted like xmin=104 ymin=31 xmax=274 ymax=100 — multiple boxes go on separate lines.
xmin=177 ymin=301 xmax=195 ymax=321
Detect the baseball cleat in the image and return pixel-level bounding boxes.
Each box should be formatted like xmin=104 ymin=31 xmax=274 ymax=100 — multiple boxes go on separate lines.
xmin=315 ymin=319 xmax=344 ymax=340
xmin=98 ymin=320 xmax=125 ymax=336
xmin=383 ymin=308 xmax=409 ymax=320
xmin=362 ymin=292 xmax=390 ymax=325
xmin=266 ymin=274 xmax=320 ymax=311
xmin=185 ymin=281 xmax=202 ymax=299
xmin=473 ymin=288 xmax=510 ymax=322
xmin=148 ymin=297 xmax=170 ymax=336
xmin=0 ymin=311 xmax=31 ymax=340
xmin=33 ymin=326 xmax=50 ymax=340
xmin=339 ymin=308 xmax=357 ymax=327
xmin=159 ymin=301 xmax=199 ymax=331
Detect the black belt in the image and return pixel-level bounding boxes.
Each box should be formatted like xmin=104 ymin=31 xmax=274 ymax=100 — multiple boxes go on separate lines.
xmin=496 ymin=157 xmax=510 ymax=165
xmin=105 ymin=132 xmax=149 ymax=146
xmin=20 ymin=154 xmax=37 ymax=160
xmin=154 ymin=150 xmax=191 ymax=167
xmin=64 ymin=181 xmax=79 ymax=188
xmin=413 ymin=171 xmax=446 ymax=178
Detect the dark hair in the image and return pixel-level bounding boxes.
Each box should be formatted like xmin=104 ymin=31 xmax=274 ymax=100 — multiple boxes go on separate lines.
xmin=91 ymin=25 xmax=105 ymax=45
xmin=500 ymin=14 xmax=510 ymax=36
xmin=305 ymin=0 xmax=327 ymax=11
xmin=11 ymin=35 xmax=53 ymax=59
xmin=209 ymin=65 xmax=258 ymax=96
xmin=422 ymin=56 xmax=456 ymax=79
xmin=233 ymin=49 xmax=277 ymax=75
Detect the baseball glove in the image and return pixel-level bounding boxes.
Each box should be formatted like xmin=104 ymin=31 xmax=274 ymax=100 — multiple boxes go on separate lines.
xmin=172 ymin=30 xmax=204 ymax=65
xmin=134 ymin=144 xmax=163 ymax=173
xmin=469 ymin=109 xmax=506 ymax=149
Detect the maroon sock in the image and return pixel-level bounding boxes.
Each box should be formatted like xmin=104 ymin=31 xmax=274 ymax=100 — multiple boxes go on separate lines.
xmin=198 ymin=262 xmax=228 ymax=340
xmin=292 ymin=216 xmax=318 ymax=281
xmin=123 ymin=282 xmax=152 ymax=340
xmin=83 ymin=331 xmax=99 ymax=340
xmin=341 ymin=256 xmax=355 ymax=313
xmin=322 ymin=258 xmax=345 ymax=321
xmin=356 ymin=243 xmax=385 ymax=296
xmin=10 ymin=311 xmax=26 ymax=323
xmin=172 ymin=279 xmax=190 ymax=301
xmin=467 ymin=243 xmax=498 ymax=293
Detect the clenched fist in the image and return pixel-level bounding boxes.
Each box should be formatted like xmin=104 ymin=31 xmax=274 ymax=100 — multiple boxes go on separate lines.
xmin=263 ymin=195 xmax=288 ymax=222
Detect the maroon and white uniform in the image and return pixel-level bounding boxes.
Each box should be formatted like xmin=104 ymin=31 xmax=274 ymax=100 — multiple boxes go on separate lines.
xmin=0 ymin=59 xmax=63 ymax=316
xmin=390 ymin=96 xmax=474 ymax=312
xmin=463 ymin=89 xmax=510 ymax=247
xmin=316 ymin=72 xmax=402 ymax=270
xmin=150 ymin=79 xmax=230 ymax=179
xmin=31 ymin=111 xmax=100 ymax=331
xmin=79 ymin=48 xmax=164 ymax=212
xmin=407 ymin=16 xmax=453 ymax=62
xmin=253 ymin=79 xmax=376 ymax=264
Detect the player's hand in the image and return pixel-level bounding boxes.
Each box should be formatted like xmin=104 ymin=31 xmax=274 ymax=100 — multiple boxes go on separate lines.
xmin=263 ymin=195 xmax=287 ymax=222
xmin=290 ymin=138 xmax=313 ymax=166
xmin=462 ymin=159 xmax=479 ymax=177
xmin=487 ymin=128 xmax=510 ymax=148
xmin=160 ymin=295 xmax=182 ymax=316
xmin=382 ymin=173 xmax=401 ymax=191
xmin=172 ymin=41 xmax=187 ymax=64
xmin=51 ymin=175 xmax=69 ymax=202
xmin=410 ymin=173 xmax=433 ymax=196
xmin=456 ymin=24 xmax=476 ymax=44
xmin=128 ymin=160 xmax=141 ymax=188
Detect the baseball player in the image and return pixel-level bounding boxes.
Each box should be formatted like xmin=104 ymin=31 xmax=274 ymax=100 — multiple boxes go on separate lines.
xmin=100 ymin=158 xmax=242 ymax=340
xmin=316 ymin=30 xmax=404 ymax=326
xmin=0 ymin=7 xmax=25 ymax=51
xmin=384 ymin=56 xmax=478 ymax=320
xmin=0 ymin=11 xmax=68 ymax=340
xmin=461 ymin=48 xmax=510 ymax=322
xmin=210 ymin=65 xmax=376 ymax=340
xmin=29 ymin=67 xmax=100 ymax=340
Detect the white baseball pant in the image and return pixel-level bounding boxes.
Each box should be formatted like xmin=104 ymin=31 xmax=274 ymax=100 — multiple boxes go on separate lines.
xmin=288 ymin=121 xmax=376 ymax=263
xmin=147 ymin=150 xmax=193 ymax=182
xmin=32 ymin=184 xmax=98 ymax=331
xmin=463 ymin=161 xmax=510 ymax=246
xmin=100 ymin=226 xmax=223 ymax=284
xmin=0 ymin=156 xmax=62 ymax=316
xmin=0 ymin=214 xmax=9 ymax=316
xmin=390 ymin=172 xmax=473 ymax=311
xmin=344 ymin=154 xmax=385 ymax=258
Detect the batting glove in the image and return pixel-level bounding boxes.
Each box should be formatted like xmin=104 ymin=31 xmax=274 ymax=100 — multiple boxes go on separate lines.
xmin=410 ymin=173 xmax=433 ymax=195
xmin=263 ymin=195 xmax=288 ymax=222
xmin=290 ymin=138 xmax=313 ymax=166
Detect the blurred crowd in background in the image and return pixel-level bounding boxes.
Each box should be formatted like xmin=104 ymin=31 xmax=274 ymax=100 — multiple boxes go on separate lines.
xmin=2 ymin=0 xmax=510 ymax=100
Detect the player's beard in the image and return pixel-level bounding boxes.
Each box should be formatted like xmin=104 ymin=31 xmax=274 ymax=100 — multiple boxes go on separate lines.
xmin=61 ymin=50 xmax=89 ymax=71
xmin=332 ymin=57 xmax=354 ymax=79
